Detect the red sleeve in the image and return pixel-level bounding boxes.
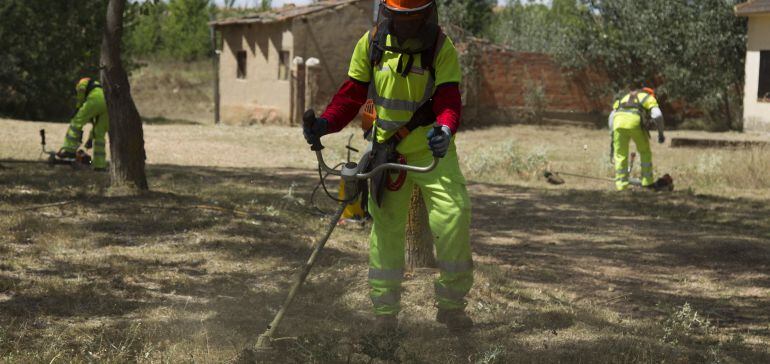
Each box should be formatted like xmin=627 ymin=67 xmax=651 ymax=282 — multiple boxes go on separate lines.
xmin=432 ymin=83 xmax=462 ymax=134
xmin=321 ymin=79 xmax=369 ymax=134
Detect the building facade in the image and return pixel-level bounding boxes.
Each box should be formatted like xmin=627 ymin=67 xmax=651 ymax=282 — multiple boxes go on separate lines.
xmin=211 ymin=0 xmax=372 ymax=125
xmin=210 ymin=1 xmax=611 ymax=128
xmin=737 ymin=0 xmax=770 ymax=132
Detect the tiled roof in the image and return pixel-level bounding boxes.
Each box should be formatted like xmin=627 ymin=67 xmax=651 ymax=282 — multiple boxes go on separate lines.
xmin=736 ymin=0 xmax=770 ymax=16
xmin=210 ymin=0 xmax=366 ymax=28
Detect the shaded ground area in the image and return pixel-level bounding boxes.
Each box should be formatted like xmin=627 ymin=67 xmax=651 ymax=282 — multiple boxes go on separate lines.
xmin=1 ymin=161 xmax=768 ymax=363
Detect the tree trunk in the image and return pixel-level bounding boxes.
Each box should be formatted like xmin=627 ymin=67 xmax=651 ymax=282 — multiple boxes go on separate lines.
xmin=405 ymin=186 xmax=436 ymax=270
xmin=101 ymin=0 xmax=148 ymax=190
xmin=210 ymin=13 xmax=220 ymax=125
xmin=723 ymin=88 xmax=733 ymax=131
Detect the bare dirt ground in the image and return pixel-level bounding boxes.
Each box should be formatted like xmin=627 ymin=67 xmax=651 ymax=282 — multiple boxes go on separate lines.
xmin=1 ymin=118 xmax=769 ymax=363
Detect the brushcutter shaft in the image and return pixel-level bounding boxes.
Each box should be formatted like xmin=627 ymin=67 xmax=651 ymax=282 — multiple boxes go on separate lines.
xmin=256 ymin=203 xmax=346 ymax=349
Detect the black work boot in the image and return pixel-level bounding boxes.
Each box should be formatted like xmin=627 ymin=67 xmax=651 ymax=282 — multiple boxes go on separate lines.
xmin=373 ymin=315 xmax=398 ymax=333
xmin=436 ymin=308 xmax=473 ymax=333
xmin=361 ymin=315 xmax=402 ymax=361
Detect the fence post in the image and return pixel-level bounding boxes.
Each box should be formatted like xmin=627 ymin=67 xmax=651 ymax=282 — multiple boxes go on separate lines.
xmin=291 ymin=57 xmax=305 ymax=125
xmin=305 ymin=57 xmax=321 ymax=114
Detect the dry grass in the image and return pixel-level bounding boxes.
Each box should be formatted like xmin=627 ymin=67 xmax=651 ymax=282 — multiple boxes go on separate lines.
xmin=1 ymin=118 xmax=769 ymax=363
xmin=456 ymin=125 xmax=770 ymax=198
xmin=130 ymin=60 xmax=214 ymax=124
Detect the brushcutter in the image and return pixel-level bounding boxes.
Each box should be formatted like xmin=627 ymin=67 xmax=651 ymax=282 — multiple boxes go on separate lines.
xmin=246 ymin=110 xmax=440 ymax=359
xmin=308 ymin=133 xmax=367 ymax=222
xmin=545 ymin=152 xmax=674 ymax=191
xmin=39 ymin=129 xmax=92 ymax=169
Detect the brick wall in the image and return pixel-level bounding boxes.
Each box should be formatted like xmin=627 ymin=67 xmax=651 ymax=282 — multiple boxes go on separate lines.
xmin=462 ymin=41 xmax=610 ymax=127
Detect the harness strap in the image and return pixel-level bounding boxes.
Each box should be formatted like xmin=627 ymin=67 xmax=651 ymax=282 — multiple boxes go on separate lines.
xmin=85 ymin=79 xmax=101 ymax=98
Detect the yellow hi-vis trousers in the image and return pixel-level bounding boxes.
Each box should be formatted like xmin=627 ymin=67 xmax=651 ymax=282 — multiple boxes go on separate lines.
xmin=613 ymin=126 xmax=654 ymax=190
xmin=367 ymin=147 xmax=473 ymax=316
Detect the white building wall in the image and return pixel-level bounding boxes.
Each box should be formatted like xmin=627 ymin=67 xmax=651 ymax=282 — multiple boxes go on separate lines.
xmin=743 ymin=14 xmax=770 ymax=132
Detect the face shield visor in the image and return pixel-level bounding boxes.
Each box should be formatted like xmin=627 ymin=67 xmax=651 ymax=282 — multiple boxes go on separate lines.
xmin=382 ymin=1 xmax=436 ymax=41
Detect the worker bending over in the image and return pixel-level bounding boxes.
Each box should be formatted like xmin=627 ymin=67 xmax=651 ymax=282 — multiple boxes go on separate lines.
xmin=609 ymin=87 xmax=665 ymax=191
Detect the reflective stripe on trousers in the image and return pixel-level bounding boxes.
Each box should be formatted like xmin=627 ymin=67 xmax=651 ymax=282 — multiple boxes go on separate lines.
xmin=435 ymin=282 xmax=467 ymax=302
xmin=369 ymin=268 xmax=404 ymax=281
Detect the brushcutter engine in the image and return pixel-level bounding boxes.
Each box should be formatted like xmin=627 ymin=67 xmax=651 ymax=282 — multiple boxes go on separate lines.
xmin=40 ymin=129 xmax=92 ymax=169
xmin=649 ymin=174 xmax=674 ymax=192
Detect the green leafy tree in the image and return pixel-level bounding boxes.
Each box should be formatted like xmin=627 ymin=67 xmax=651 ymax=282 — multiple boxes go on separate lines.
xmin=126 ymin=1 xmax=168 ymax=57
xmin=438 ymin=0 xmax=496 ymax=36
xmin=486 ymin=0 xmax=746 ymax=129
xmin=488 ymin=1 xmax=554 ymax=52
xmin=161 ymin=0 xmax=214 ymax=60
xmin=0 ymin=0 xmax=109 ymax=120
xmin=487 ymin=1 xmax=586 ymax=53
xmin=556 ymin=0 xmax=747 ymax=129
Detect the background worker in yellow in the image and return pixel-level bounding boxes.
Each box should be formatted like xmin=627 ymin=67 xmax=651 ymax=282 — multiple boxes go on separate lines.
xmin=57 ymin=77 xmax=109 ymax=171
xmin=609 ymin=87 xmax=666 ymax=190
xmin=303 ymin=0 xmax=474 ymax=333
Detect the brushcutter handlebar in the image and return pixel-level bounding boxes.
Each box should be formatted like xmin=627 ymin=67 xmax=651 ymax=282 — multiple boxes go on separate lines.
xmin=39 ymin=129 xmax=54 ymax=155
xmin=354 ymin=156 xmax=438 ymax=179
xmin=313 ymin=146 xmax=439 ymax=180
xmin=306 ymin=109 xmax=439 ymax=180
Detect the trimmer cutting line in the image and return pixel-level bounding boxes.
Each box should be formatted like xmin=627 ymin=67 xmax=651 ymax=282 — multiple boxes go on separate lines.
xmin=244 ymin=110 xmax=441 ymax=359
xmin=545 ymin=152 xmax=673 ymax=191
xmin=545 ymin=153 xmax=642 ymax=185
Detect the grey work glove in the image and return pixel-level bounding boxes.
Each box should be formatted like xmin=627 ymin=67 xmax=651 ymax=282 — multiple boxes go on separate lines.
xmin=427 ymin=125 xmax=452 ymax=158
xmin=302 ymin=117 xmax=328 ymax=146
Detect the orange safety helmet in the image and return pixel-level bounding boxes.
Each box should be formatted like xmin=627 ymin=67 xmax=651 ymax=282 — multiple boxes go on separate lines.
xmin=383 ymin=0 xmax=434 ymax=12
xmin=642 ymin=87 xmax=656 ymax=97
xmin=75 ymin=77 xmax=92 ymax=107
xmin=76 ymin=77 xmax=92 ymax=92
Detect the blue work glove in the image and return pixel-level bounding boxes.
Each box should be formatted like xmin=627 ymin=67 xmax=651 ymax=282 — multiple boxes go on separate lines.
xmin=303 ymin=117 xmax=327 ymax=146
xmin=658 ymin=133 xmax=666 ymax=144
xmin=427 ymin=125 xmax=452 ymax=158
